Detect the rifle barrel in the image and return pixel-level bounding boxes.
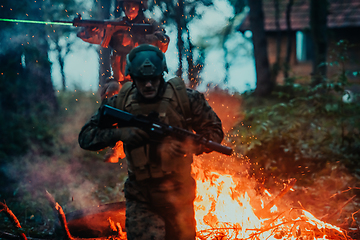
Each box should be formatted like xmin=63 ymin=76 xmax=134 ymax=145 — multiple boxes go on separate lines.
xmin=0 ymin=18 xmax=153 ymax=30
xmin=204 ymin=140 xmax=233 ymax=156
xmin=0 ymin=18 xmax=73 ymax=26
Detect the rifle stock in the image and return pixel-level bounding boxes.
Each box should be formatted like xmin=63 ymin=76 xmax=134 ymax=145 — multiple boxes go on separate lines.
xmin=100 ymin=105 xmax=233 ymax=156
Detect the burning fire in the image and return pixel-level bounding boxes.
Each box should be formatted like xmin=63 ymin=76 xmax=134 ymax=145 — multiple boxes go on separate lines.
xmin=192 ymin=155 xmax=350 ymax=240
xmin=189 ymin=89 xmax=352 ymax=240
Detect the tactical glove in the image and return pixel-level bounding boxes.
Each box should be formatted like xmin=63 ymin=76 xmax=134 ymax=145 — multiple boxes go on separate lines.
xmin=100 ymin=79 xmax=120 ymax=100
xmin=194 ymin=134 xmax=213 ymax=155
xmin=154 ymin=31 xmax=169 ymax=43
xmin=194 ymin=144 xmax=212 ymax=156
xmin=77 ymin=27 xmax=103 ymax=39
xmin=160 ymin=137 xmax=187 ymax=158
xmin=160 ymin=136 xmax=206 ymax=158
xmin=113 ymin=127 xmax=149 ymax=148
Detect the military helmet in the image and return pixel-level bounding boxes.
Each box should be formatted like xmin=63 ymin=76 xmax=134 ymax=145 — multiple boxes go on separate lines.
xmin=118 ymin=0 xmax=148 ymax=9
xmin=125 ymin=44 xmax=168 ymax=78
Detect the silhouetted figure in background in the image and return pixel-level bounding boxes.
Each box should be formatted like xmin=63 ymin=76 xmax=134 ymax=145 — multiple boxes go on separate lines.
xmin=77 ymin=0 xmax=169 ymax=100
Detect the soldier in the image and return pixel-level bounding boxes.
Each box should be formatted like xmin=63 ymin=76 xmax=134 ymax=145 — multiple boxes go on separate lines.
xmin=78 ymin=44 xmax=224 ymax=240
xmin=77 ymin=0 xmax=170 ymax=100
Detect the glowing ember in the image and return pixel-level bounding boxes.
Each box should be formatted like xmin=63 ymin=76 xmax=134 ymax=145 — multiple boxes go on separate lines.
xmin=192 ymin=156 xmax=350 ymax=240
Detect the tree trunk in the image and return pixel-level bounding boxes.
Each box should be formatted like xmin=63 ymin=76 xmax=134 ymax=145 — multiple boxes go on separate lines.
xmin=273 ymin=0 xmax=281 ymax=79
xmin=54 ymin=41 xmax=67 ymax=91
xmin=186 ymin=25 xmax=204 ymax=89
xmin=175 ymin=0 xmax=185 ymax=78
xmin=284 ymin=0 xmax=294 ymax=79
xmin=0 ymin=0 xmax=58 ymax=159
xmin=248 ymin=0 xmax=273 ymax=96
xmin=310 ymin=0 xmax=328 ymax=86
xmin=28 ymin=27 xmax=58 ymax=110
xmin=223 ymin=39 xmax=230 ymax=85
xmin=186 ymin=28 xmax=197 ymax=88
xmin=98 ymin=0 xmax=112 ymax=90
xmin=221 ymin=23 xmax=232 ymax=85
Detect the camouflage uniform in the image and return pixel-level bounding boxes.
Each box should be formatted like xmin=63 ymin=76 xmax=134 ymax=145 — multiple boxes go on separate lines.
xmin=77 ymin=12 xmax=169 ymax=100
xmin=79 ymin=82 xmax=224 ymax=240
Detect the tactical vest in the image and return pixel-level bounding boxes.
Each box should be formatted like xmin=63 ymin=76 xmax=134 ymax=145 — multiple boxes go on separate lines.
xmin=115 ymin=77 xmax=193 ymax=181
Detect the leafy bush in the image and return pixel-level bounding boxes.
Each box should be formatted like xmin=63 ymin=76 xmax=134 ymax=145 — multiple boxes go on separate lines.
xmin=0 ymin=46 xmax=57 ymax=160
xmin=231 ymin=41 xmax=360 ymax=185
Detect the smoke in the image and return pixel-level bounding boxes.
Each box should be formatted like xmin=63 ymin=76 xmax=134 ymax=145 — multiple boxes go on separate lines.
xmin=0 ymin=23 xmax=21 ymax=55
xmin=192 ymin=86 xmax=255 ymax=192
xmin=4 ymin=155 xmax=99 ymax=210
xmin=1 ymin=90 xmax=127 ymax=229
xmin=204 ymin=86 xmax=243 ymax=134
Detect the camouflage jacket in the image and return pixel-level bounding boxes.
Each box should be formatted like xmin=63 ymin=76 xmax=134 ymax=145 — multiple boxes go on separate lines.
xmin=77 ymin=13 xmax=169 ymax=53
xmin=77 ymin=13 xmax=169 ymax=84
xmin=78 ymin=83 xmax=224 ymax=154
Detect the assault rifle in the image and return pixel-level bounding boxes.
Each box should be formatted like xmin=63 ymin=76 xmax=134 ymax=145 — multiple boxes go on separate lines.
xmin=55 ymin=15 xmax=154 ymax=48
xmin=99 ymin=105 xmax=233 ymax=156
xmin=0 ymin=15 xmax=154 ymax=48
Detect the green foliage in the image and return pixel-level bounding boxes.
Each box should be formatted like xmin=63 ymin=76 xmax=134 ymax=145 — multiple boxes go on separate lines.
xmin=231 ymin=41 xmax=360 ymax=185
xmin=0 ymin=50 xmax=55 ymax=160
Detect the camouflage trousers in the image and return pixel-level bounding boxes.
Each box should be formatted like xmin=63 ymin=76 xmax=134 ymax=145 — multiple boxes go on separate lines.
xmin=124 ymin=176 xmax=196 ymax=240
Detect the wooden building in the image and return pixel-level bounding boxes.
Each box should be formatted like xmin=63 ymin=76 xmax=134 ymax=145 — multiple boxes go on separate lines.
xmin=237 ymin=0 xmax=360 ymax=85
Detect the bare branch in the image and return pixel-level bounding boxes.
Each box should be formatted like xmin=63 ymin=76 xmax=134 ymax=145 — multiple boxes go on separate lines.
xmin=256 ymin=178 xmax=297 ymax=218
xmin=45 ymin=190 xmax=74 ymax=240
xmin=322 ymin=195 xmax=356 ymax=222
xmin=0 ymin=201 xmax=27 ymax=240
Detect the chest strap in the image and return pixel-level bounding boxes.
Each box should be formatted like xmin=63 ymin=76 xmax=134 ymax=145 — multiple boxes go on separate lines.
xmin=167 ymin=77 xmax=192 ymax=130
xmin=116 ymin=82 xmax=134 ymax=110
xmin=116 ymin=78 xmax=192 ymax=126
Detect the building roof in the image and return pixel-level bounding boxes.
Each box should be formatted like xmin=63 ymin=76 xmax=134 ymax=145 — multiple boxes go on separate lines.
xmin=238 ymin=0 xmax=360 ymax=33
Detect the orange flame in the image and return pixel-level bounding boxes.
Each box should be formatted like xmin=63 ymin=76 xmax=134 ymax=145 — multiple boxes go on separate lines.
xmin=192 ymin=156 xmax=349 ymax=240
xmin=192 ymin=88 xmax=351 ymax=240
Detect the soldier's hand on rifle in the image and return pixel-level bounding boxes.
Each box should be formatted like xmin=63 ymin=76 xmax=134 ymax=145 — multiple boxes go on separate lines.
xmin=159 ymin=137 xmax=189 ymax=173
xmin=113 ymin=127 xmax=149 ymax=148
xmin=122 ymin=33 xmax=132 ymax=46
xmin=144 ymin=33 xmax=158 ymax=43
xmin=160 ymin=137 xmax=200 ymax=158
xmin=154 ymin=31 xmax=169 ymax=43
xmin=194 ymin=144 xmax=212 ymax=156
xmin=91 ymin=26 xmax=100 ymax=31
xmin=162 ymin=137 xmax=187 ymax=158
xmin=100 ymin=79 xmax=121 ymax=101
xmin=144 ymin=31 xmax=167 ymax=44
xmin=77 ymin=26 xmax=103 ymax=41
